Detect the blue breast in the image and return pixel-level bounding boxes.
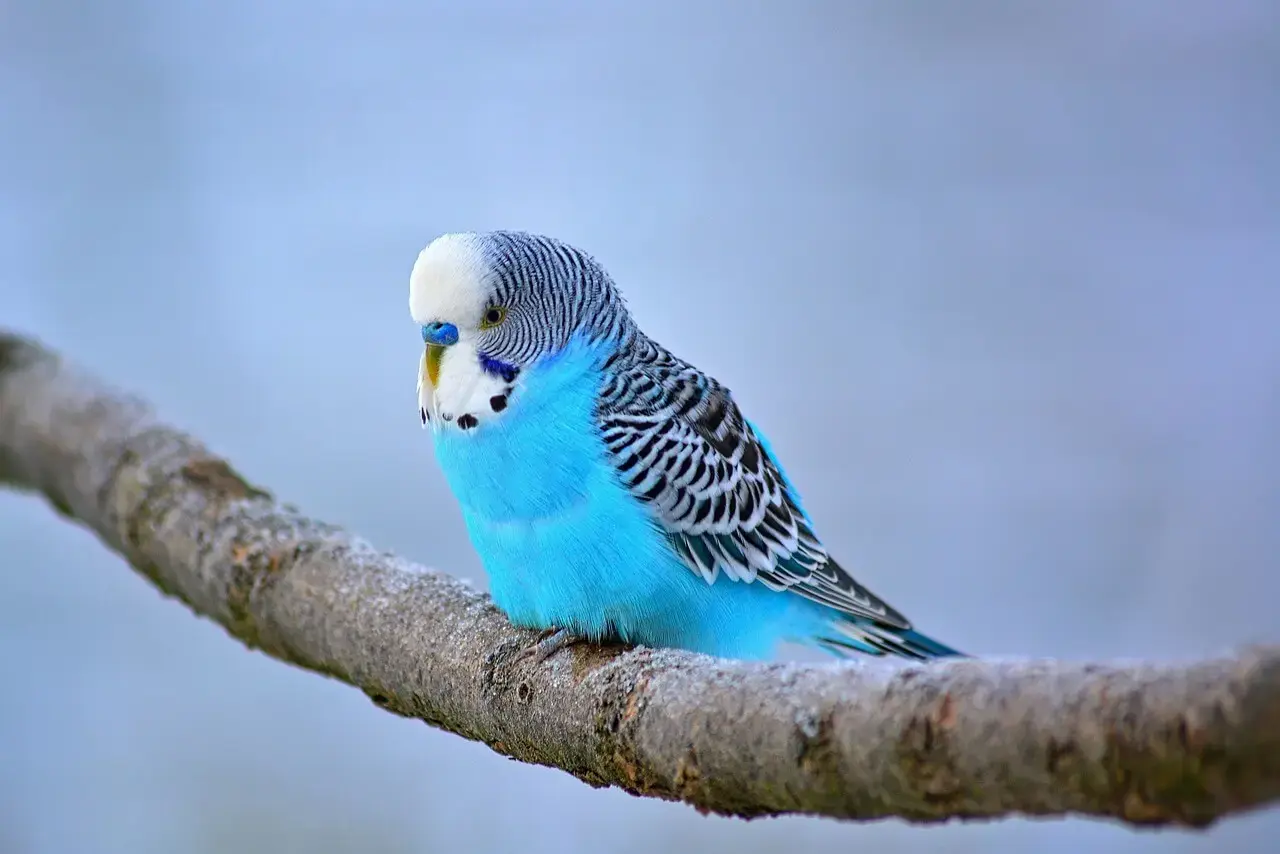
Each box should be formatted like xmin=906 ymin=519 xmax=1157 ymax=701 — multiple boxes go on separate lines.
xmin=432 ymin=339 xmax=606 ymax=524
xmin=430 ymin=336 xmax=827 ymax=659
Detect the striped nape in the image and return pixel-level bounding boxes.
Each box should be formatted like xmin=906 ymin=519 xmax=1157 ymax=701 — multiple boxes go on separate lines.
xmin=474 ymin=231 xmax=633 ymax=358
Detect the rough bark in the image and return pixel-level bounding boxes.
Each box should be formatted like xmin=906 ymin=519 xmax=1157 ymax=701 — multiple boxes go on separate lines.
xmin=1 ymin=330 xmax=1277 ymax=829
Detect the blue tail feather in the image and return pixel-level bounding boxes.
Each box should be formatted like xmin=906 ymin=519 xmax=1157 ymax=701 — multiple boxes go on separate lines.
xmin=896 ymin=628 xmax=967 ymax=659
xmin=817 ymin=619 xmax=967 ymax=661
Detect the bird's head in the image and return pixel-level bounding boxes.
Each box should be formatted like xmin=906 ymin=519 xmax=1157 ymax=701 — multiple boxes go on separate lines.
xmin=409 ymin=230 xmax=628 ymax=431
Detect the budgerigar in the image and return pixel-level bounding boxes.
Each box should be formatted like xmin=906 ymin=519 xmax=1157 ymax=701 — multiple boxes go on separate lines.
xmin=410 ymin=230 xmax=964 ymax=661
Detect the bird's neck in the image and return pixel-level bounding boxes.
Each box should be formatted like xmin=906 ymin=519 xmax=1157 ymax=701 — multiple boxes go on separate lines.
xmin=430 ymin=335 xmax=615 ymax=523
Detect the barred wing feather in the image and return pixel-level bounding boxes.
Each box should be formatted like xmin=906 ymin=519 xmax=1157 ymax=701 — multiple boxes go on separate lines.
xmin=595 ymin=344 xmax=911 ymax=631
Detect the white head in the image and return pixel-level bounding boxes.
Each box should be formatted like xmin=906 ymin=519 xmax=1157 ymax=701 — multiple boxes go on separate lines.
xmin=409 ymin=230 xmax=629 ymax=433
xmin=409 ymin=233 xmax=493 ymax=343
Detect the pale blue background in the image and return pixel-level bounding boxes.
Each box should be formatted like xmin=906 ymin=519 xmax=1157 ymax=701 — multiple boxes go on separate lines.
xmin=2 ymin=2 xmax=1278 ymax=852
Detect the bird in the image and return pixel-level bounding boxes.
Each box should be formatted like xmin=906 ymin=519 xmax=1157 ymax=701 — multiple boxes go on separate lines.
xmin=409 ymin=230 xmax=964 ymax=662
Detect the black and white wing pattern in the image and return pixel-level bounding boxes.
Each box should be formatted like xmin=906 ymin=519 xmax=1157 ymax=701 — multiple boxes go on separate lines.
xmin=594 ymin=338 xmax=912 ymax=631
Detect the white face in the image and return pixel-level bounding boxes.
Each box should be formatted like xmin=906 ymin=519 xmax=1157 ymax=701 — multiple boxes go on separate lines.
xmin=410 ymin=233 xmax=513 ymax=433
xmin=409 ymin=233 xmax=489 ymax=332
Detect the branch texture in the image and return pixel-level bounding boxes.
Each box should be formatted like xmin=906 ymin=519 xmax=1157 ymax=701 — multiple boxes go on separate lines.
xmin=1 ymin=330 xmax=1277 ymax=829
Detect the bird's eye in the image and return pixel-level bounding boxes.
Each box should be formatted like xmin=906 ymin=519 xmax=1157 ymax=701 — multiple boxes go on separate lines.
xmin=480 ymin=306 xmax=507 ymax=329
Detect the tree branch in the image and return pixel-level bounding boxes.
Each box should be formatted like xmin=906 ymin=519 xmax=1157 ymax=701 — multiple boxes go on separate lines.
xmin=0 ymin=329 xmax=1277 ymax=829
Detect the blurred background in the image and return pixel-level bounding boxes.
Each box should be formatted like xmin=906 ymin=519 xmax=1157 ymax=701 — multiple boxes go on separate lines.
xmin=2 ymin=1 xmax=1278 ymax=852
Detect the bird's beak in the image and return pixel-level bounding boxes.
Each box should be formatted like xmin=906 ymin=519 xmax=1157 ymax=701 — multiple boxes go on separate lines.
xmin=421 ymin=321 xmax=459 ymax=347
xmin=417 ymin=321 xmax=456 ymax=428
xmin=423 ymin=343 xmax=444 ymax=387
xmin=417 ymin=344 xmax=444 ymax=427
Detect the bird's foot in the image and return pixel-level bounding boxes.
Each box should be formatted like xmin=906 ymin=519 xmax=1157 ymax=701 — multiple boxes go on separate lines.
xmin=512 ymin=626 xmax=588 ymax=668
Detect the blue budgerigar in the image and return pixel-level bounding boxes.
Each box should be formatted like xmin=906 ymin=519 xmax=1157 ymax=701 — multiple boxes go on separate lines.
xmin=410 ymin=231 xmax=964 ymax=662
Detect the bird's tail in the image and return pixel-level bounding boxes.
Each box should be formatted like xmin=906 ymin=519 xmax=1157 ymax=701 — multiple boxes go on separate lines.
xmin=816 ymin=619 xmax=967 ymax=661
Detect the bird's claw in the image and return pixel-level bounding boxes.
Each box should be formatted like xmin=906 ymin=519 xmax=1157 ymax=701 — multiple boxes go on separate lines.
xmin=511 ymin=627 xmax=586 ymax=668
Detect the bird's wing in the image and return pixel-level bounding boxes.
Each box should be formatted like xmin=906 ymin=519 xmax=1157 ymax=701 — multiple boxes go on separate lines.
xmin=595 ymin=354 xmax=910 ymax=629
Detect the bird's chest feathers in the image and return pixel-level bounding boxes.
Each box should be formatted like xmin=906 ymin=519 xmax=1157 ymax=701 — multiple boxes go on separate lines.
xmin=429 ymin=342 xmax=608 ymax=523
